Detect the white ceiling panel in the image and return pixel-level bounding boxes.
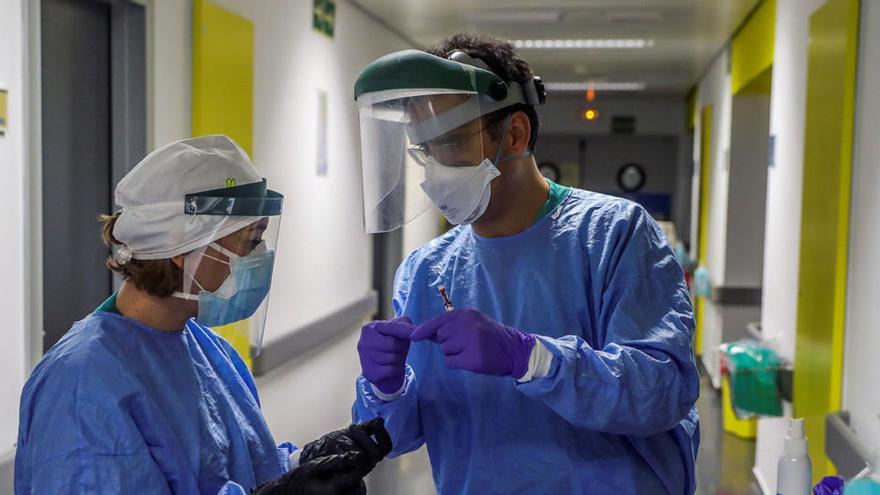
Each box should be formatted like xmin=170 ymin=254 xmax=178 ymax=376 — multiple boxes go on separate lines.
xmin=350 ymin=0 xmax=762 ymax=94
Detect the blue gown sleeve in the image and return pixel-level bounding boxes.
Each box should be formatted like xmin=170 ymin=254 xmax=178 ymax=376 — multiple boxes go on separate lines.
xmin=516 ymin=202 xmax=700 ymax=436
xmin=352 ymin=256 xmax=426 ymax=458
xmin=352 ymin=366 xmax=423 ymax=458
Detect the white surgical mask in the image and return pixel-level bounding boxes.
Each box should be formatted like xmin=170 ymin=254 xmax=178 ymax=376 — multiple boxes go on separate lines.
xmin=419 ymin=115 xmax=519 ymax=225
xmin=420 ymin=158 xmax=501 ymax=225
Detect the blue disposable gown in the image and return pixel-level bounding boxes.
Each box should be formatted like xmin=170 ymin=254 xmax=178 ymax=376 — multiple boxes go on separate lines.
xmin=353 ymin=189 xmax=700 ymax=494
xmin=16 ymin=311 xmax=292 ymax=494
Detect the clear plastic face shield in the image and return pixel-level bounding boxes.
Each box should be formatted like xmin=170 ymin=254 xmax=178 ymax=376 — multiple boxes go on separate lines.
xmin=174 ymin=181 xmax=283 ymax=356
xmin=356 ymin=88 xmax=496 ymax=233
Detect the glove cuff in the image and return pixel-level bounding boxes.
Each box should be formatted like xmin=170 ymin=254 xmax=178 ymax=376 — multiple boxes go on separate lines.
xmin=509 ymin=330 xmax=536 ymax=379
xmin=370 ymin=379 xmax=406 ymax=401
xmin=370 ymin=371 xmax=406 ymax=396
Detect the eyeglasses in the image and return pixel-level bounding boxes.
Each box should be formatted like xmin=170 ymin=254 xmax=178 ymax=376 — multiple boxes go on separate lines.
xmin=407 ymin=120 xmax=496 ymax=166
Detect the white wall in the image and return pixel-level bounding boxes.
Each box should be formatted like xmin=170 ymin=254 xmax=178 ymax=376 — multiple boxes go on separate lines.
xmin=256 ymin=329 xmax=363 ymax=447
xmin=151 ymin=0 xmax=418 ymax=443
xmin=403 ymin=208 xmax=441 ymax=260
xmin=692 ymin=49 xmax=733 ymax=289
xmin=691 ymin=49 xmax=735 ymax=382
xmin=0 ymin=0 xmax=28 ymax=473
xmin=148 ymin=0 xmax=192 ymax=148
xmin=842 ymin=0 xmax=880 ymax=458
xmin=753 ymin=0 xmax=827 ymax=492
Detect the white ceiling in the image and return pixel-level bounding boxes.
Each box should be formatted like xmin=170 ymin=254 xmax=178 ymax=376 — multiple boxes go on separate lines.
xmin=350 ymin=0 xmax=762 ymax=95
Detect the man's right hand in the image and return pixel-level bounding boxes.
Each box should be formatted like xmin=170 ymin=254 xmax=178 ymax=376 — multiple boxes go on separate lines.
xmin=357 ymin=317 xmax=415 ymax=394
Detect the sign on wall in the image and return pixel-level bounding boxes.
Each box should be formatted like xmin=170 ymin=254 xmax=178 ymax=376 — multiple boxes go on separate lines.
xmin=768 ymin=134 xmax=776 ymax=167
xmin=313 ymin=0 xmax=336 ymax=38
xmin=316 ymin=90 xmax=329 ymax=176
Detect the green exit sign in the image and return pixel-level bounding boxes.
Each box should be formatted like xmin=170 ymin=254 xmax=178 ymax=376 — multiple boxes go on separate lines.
xmin=313 ymin=0 xmax=336 ymax=38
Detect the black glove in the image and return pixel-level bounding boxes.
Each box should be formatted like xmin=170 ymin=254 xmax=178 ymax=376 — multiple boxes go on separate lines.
xmin=299 ymin=418 xmax=393 ymax=478
xmin=252 ymin=452 xmax=367 ymax=495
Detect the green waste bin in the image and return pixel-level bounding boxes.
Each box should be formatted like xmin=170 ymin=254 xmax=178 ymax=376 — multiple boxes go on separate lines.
xmin=720 ymin=340 xmax=783 ymax=417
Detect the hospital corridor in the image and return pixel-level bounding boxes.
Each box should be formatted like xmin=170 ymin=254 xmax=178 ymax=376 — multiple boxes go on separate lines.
xmin=1 ymin=0 xmax=880 ymax=494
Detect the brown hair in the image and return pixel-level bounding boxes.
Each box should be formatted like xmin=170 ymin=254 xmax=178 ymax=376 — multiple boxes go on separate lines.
xmin=100 ymin=212 xmax=183 ymax=297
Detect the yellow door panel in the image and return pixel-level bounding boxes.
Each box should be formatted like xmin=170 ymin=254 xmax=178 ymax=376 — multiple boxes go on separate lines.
xmin=192 ymin=0 xmax=255 ymax=364
xmin=794 ymin=0 xmax=860 ymax=481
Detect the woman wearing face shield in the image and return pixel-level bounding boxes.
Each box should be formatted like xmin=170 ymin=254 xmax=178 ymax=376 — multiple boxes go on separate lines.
xmin=15 ymin=135 xmax=391 ymax=494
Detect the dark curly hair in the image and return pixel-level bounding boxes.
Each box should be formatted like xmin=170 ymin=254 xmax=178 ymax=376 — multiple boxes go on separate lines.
xmin=427 ymin=33 xmax=541 ymax=151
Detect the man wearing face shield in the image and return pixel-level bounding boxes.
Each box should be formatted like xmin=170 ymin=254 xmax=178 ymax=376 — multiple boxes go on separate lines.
xmin=15 ymin=135 xmax=391 ymax=494
xmin=351 ymin=35 xmax=700 ymax=494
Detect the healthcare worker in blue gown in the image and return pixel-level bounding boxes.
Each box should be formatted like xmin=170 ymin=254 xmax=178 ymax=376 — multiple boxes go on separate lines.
xmin=350 ymin=35 xmax=700 ymax=494
xmin=16 ymin=135 xmax=392 ymax=494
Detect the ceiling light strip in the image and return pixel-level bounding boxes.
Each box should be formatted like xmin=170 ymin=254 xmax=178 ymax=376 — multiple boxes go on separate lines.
xmin=512 ymin=39 xmax=655 ymax=49
xmin=545 ymin=81 xmax=648 ymax=91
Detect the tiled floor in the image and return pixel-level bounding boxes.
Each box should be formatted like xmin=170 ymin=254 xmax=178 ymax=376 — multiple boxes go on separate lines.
xmin=366 ymin=371 xmax=763 ymax=494
xmin=365 ymin=444 xmax=435 ymax=494
xmin=695 ymin=372 xmax=763 ymax=495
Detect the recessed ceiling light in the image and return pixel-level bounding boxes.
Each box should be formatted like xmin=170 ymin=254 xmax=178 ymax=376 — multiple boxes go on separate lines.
xmin=604 ymin=10 xmax=664 ymax=23
xmin=512 ymin=39 xmax=654 ymax=50
xmin=465 ymin=11 xmax=563 ymax=24
xmin=545 ymin=81 xmax=647 ymax=92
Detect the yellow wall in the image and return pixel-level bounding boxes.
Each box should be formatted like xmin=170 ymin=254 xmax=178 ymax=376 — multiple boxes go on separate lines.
xmin=738 ymin=67 xmax=773 ymax=96
xmin=192 ymin=0 xmax=255 ymax=365
xmin=794 ymin=0 xmax=860 ymax=481
xmin=192 ymin=0 xmax=254 ymax=155
xmin=731 ymin=0 xmax=776 ymax=95
xmin=695 ymin=105 xmax=713 ymax=355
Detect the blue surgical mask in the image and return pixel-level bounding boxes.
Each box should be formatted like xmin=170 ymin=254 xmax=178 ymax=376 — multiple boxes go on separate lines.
xmin=174 ymin=241 xmax=275 ymax=327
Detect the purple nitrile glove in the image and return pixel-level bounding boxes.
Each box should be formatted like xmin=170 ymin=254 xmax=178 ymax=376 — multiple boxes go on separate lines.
xmin=357 ymin=317 xmax=415 ymax=394
xmin=410 ymin=308 xmax=536 ymax=378
xmin=813 ymin=476 xmax=845 ymax=495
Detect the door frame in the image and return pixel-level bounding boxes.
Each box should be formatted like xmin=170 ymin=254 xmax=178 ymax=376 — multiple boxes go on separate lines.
xmin=24 ymin=0 xmax=148 ymax=364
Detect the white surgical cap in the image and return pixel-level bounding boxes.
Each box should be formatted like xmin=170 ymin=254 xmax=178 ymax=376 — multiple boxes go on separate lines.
xmin=113 ymin=135 xmax=264 ymax=261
